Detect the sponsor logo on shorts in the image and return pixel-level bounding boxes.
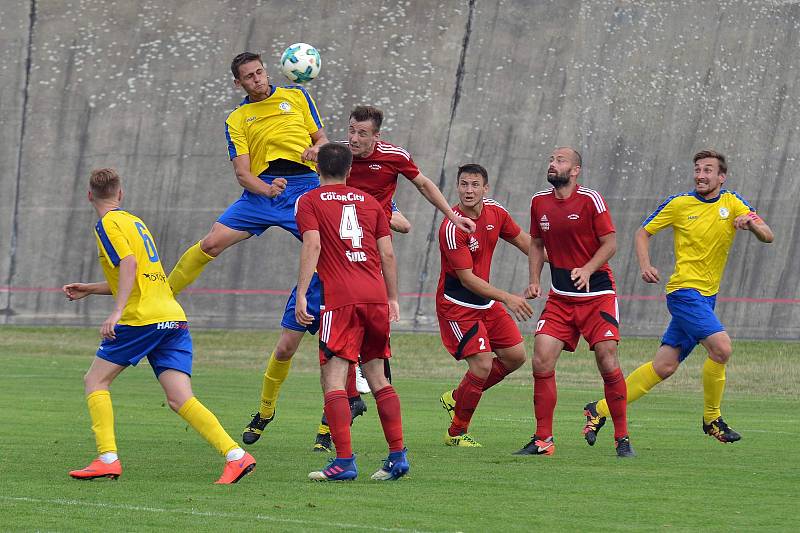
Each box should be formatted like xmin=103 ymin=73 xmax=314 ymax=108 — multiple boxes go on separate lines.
xmin=604 ymin=329 xmax=614 ymax=337
xmin=156 ymin=321 xmax=188 ymax=330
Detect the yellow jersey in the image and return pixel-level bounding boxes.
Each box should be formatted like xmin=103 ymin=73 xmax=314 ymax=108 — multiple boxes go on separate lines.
xmin=94 ymin=209 xmax=186 ymax=325
xmin=642 ymin=190 xmax=754 ymax=296
xmin=225 ymin=85 xmax=324 ymax=177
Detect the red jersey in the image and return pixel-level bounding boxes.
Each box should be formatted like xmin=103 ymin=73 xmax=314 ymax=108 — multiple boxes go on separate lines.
xmin=349 ymin=140 xmax=420 ymax=220
xmin=436 ymin=199 xmax=521 ymax=320
xmin=295 ymin=184 xmax=391 ymax=310
xmin=529 ymin=185 xmax=616 ymax=298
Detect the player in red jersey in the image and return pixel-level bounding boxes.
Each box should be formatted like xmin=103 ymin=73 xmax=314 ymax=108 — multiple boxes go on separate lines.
xmin=513 ymin=147 xmax=634 ymax=458
xmin=295 ymin=143 xmax=408 ymax=482
xmin=436 ymin=164 xmax=533 ymax=447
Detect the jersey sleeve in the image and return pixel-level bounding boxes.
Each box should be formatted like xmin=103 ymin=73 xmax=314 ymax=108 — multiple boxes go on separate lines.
xmin=94 ymin=216 xmax=133 ymax=267
xmin=529 ymin=197 xmax=542 ymax=239
xmin=499 ymin=209 xmax=522 ymax=241
xmin=225 ymin=110 xmax=249 ymax=160
xmin=439 ymin=223 xmax=473 ymax=271
xmin=294 ymin=194 xmax=319 ymax=235
xmin=729 ymin=191 xmax=755 ymax=218
xmin=397 ymin=155 xmax=420 ymax=181
xmin=592 ymin=196 xmax=616 ymax=237
xmin=642 ymin=195 xmax=678 ymax=235
xmin=293 ymin=85 xmax=324 ymax=134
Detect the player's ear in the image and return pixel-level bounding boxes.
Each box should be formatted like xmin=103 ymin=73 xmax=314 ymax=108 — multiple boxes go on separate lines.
xmin=87 ymin=190 xmax=93 ymax=203
xmin=719 ymin=172 xmax=727 ymax=184
xmin=118 ymin=188 xmax=124 ymax=203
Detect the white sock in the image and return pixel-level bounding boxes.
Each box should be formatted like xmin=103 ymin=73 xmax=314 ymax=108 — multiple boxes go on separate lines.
xmin=99 ymin=452 xmax=118 ymax=464
xmin=226 ymin=447 xmax=245 ymax=462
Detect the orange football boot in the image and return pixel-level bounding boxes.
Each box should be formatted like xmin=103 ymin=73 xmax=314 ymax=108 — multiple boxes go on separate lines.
xmin=214 ymin=452 xmax=256 ymax=484
xmin=69 ymin=458 xmax=122 ymax=480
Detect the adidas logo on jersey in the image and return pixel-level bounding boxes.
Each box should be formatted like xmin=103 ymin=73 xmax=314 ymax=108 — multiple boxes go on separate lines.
xmin=468 ymin=236 xmax=479 ymax=252
xmin=539 ymin=214 xmax=550 ymax=232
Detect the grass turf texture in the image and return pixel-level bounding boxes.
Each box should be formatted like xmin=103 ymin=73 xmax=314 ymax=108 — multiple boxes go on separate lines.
xmin=0 ymin=326 xmax=797 ymax=531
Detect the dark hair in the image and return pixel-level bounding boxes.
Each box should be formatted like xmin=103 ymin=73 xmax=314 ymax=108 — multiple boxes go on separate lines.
xmin=693 ymin=149 xmax=727 ymax=174
xmin=89 ymin=168 xmax=121 ymax=199
xmin=231 ymin=52 xmax=262 ymax=79
xmin=457 ymin=163 xmax=489 ymax=185
xmin=318 ymin=143 xmax=353 ymax=179
xmin=349 ymin=105 xmax=383 ymax=132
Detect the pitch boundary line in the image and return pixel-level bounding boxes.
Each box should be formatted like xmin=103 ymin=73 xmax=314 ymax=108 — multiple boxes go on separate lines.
xmin=0 ymin=496 xmax=433 ymax=532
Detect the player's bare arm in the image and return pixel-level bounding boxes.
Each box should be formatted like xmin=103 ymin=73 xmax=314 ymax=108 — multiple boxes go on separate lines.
xmin=411 ymin=173 xmax=476 ymax=233
xmin=63 ymin=281 xmax=112 ymax=300
xmin=377 ymin=235 xmax=400 ymax=322
xmin=525 ymin=237 xmax=545 ymax=299
xmin=301 ymin=128 xmax=329 ymax=163
xmin=455 ymin=268 xmax=533 ymax=321
xmin=232 ymin=154 xmax=287 ymax=197
xmin=734 ymin=212 xmax=774 ymax=243
xmin=295 ymin=230 xmax=321 ymax=326
xmin=101 ymin=255 xmax=137 ymax=340
xmin=635 ymin=227 xmax=660 ymax=283
xmin=571 ymin=232 xmax=616 ymax=292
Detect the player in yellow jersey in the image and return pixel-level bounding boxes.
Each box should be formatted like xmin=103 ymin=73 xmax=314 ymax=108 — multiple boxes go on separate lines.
xmin=167 ymin=51 xmax=328 ymax=295
xmin=65 ymin=168 xmax=256 ymax=484
xmin=582 ymin=150 xmax=773 ymax=445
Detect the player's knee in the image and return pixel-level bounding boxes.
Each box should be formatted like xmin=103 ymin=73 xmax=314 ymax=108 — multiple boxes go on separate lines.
xmin=653 ymin=358 xmax=678 ymax=378
xmin=199 ymin=237 xmax=224 ymax=257
xmin=165 ymin=395 xmax=184 ymax=412
xmin=532 ymin=351 xmax=556 ymax=373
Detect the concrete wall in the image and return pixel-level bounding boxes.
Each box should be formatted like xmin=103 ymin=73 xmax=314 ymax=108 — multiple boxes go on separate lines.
xmin=2 ymin=0 xmax=799 ymax=338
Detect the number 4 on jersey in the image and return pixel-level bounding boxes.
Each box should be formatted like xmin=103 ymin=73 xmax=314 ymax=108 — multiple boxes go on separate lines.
xmin=339 ymin=204 xmax=363 ymax=248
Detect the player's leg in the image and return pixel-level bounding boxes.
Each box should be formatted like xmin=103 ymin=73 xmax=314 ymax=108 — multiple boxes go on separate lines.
xmin=592 ymin=340 xmax=634 ymax=457
xmin=168 ymin=222 xmax=250 ymax=295
xmin=482 ymin=305 xmax=527 ymax=391
xmin=699 ymin=330 xmax=740 ymax=442
xmin=69 ymin=357 xmax=126 ymax=480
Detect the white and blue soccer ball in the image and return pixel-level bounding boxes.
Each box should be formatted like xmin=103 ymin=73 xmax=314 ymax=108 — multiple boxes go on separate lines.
xmin=280 ymin=43 xmax=321 ymax=83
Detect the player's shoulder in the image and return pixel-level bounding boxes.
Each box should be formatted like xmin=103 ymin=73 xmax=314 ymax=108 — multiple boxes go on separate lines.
xmin=227 ymin=96 xmax=252 ymax=118
xmin=530 ymin=187 xmax=554 ymax=204
xmin=575 ymin=185 xmax=610 ymax=213
xmin=482 ymin=198 xmax=509 ymax=213
xmin=374 ymin=140 xmax=412 ymax=161
xmin=277 ymin=84 xmax=315 ymax=103
xmin=655 ymin=191 xmax=695 ymax=209
xmin=720 ymin=188 xmax=754 ymax=208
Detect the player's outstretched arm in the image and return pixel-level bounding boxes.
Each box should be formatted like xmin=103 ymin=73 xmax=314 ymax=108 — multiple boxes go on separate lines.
xmin=63 ymin=281 xmax=112 ymax=300
xmin=734 ymin=212 xmax=774 ymax=243
xmin=232 ymin=154 xmax=286 ymax=197
xmin=635 ymin=227 xmax=660 ymax=283
xmin=377 ymin=235 xmax=400 ymax=321
xmin=295 ymin=230 xmax=321 ymax=326
xmin=301 ymin=129 xmax=328 ymax=163
xmin=101 ymin=255 xmax=136 ymax=340
xmin=410 ymin=173 xmax=476 ymax=233
xmin=525 ymin=237 xmax=545 ymax=298
xmin=455 ymin=269 xmax=533 ymax=321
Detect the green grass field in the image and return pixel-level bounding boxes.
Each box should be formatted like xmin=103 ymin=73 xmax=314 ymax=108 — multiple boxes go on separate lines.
xmin=1 ymin=326 xmax=798 ymax=531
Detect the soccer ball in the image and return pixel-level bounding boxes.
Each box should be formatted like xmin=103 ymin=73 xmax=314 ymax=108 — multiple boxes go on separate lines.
xmin=280 ymin=43 xmax=321 ymax=83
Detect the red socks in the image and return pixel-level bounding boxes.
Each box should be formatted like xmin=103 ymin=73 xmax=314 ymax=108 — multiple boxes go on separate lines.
xmin=374 ymin=385 xmax=404 ymax=452
xmin=449 ymin=371 xmax=486 ymax=436
xmin=602 ymin=368 xmax=628 ymax=438
xmin=323 ymin=390 xmax=352 ymax=458
xmin=482 ymin=358 xmax=511 ymax=391
xmin=533 ymin=370 xmax=557 ymax=439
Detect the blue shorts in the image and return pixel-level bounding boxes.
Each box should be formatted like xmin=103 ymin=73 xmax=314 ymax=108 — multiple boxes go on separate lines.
xmin=96 ymin=321 xmax=193 ymax=377
xmin=281 ymin=272 xmax=322 ymax=334
xmin=661 ymin=289 xmax=724 ymax=362
xmin=217 ymin=172 xmax=319 ymax=239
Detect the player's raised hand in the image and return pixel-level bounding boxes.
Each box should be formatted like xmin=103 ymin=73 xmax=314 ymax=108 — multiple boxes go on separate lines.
xmin=640 ymin=265 xmax=660 ymax=283
xmin=734 ymin=212 xmax=761 ymax=230
xmin=295 ymin=295 xmax=314 ymax=326
xmin=63 ymin=283 xmax=91 ymax=301
xmin=571 ymin=267 xmax=591 ymax=292
xmin=505 ymin=293 xmax=534 ymax=321
xmin=388 ymin=299 xmax=400 ymax=322
xmin=524 ymin=283 xmax=541 ymax=299
xmin=100 ymin=309 xmax=122 ymax=340
xmin=267 ymin=177 xmax=288 ymax=198
xmin=454 ymin=215 xmax=476 ymax=234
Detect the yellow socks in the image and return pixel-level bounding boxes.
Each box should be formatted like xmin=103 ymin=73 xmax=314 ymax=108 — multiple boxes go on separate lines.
xmin=259 ymin=352 xmax=292 ymax=418
xmin=87 ymin=390 xmax=116 ymax=454
xmin=177 ymin=396 xmax=238 ymax=457
xmin=702 ymin=358 xmax=726 ymax=423
xmin=167 ymin=241 xmax=214 ymax=295
xmin=597 ymin=361 xmax=662 ymax=418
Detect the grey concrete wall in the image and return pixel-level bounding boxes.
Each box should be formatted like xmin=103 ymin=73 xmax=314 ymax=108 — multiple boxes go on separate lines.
xmin=1 ymin=0 xmax=798 ymax=339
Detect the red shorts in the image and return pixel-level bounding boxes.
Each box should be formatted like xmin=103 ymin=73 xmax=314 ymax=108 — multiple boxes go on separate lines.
xmin=438 ymin=301 xmax=523 ymax=360
xmin=535 ymin=294 xmax=619 ymax=352
xmin=318 ymin=303 xmax=391 ymax=365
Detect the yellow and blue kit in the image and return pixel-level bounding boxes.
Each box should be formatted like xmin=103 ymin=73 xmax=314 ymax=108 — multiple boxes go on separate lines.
xmin=220 ymin=85 xmax=324 ymax=239
xmin=642 ymin=189 xmax=755 ymax=359
xmin=94 ymin=209 xmax=192 ymax=376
